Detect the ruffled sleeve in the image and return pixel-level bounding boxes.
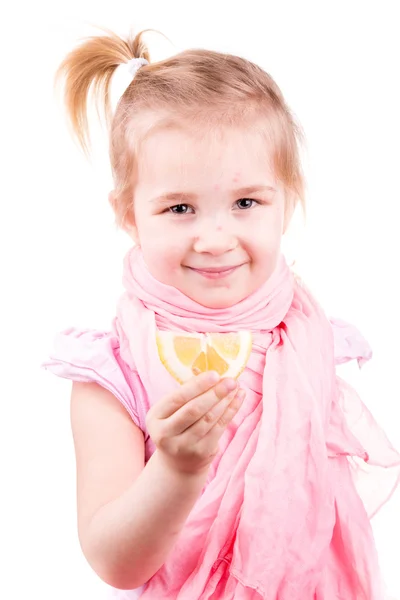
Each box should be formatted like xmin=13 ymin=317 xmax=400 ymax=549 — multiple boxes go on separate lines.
xmin=330 ymin=316 xmax=373 ymax=367
xmin=40 ymin=327 xmax=148 ymax=434
xmin=329 ymin=318 xmax=400 ymax=518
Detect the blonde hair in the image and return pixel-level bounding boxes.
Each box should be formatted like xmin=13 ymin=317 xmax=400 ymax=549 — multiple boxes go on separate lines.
xmin=55 ymin=26 xmax=306 ymax=230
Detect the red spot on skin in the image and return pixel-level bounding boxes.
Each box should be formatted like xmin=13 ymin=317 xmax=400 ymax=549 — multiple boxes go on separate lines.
xmin=233 ymin=172 xmax=240 ymax=183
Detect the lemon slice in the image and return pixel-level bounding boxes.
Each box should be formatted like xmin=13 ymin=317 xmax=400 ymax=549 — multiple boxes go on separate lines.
xmin=156 ymin=330 xmax=252 ymax=384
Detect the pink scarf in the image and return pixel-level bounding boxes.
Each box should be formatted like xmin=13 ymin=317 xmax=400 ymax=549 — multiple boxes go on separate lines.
xmin=113 ymin=246 xmax=400 ymax=599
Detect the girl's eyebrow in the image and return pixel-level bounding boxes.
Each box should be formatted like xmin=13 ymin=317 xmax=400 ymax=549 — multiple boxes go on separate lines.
xmin=150 ymin=185 xmax=277 ymax=204
xmin=233 ymin=185 xmax=277 ymax=196
xmin=150 ymin=192 xmax=197 ymax=205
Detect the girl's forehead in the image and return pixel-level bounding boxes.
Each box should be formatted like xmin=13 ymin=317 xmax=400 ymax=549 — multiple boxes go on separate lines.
xmin=137 ymin=127 xmax=276 ymax=190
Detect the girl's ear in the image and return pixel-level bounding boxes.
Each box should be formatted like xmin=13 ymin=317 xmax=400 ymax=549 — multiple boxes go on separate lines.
xmin=108 ymin=191 xmax=140 ymax=245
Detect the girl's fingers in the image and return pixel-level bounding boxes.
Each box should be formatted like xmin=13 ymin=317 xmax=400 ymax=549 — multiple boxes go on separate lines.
xmin=197 ymin=388 xmax=246 ymax=445
xmin=181 ymin=387 xmax=243 ymax=439
xmin=163 ymin=378 xmax=238 ymax=436
xmin=153 ymin=371 xmax=221 ymax=419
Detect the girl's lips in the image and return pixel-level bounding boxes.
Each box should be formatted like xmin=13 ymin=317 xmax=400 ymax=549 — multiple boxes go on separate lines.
xmin=187 ymin=265 xmax=242 ymax=279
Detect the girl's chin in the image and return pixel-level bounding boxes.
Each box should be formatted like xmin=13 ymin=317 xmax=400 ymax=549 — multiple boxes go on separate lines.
xmin=182 ymin=287 xmax=253 ymax=309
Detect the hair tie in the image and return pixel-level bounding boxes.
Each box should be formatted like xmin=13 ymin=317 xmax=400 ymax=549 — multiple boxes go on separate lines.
xmin=126 ymin=57 xmax=149 ymax=78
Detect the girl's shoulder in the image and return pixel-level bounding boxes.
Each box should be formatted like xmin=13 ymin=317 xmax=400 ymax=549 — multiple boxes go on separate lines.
xmin=40 ymin=326 xmax=150 ymax=438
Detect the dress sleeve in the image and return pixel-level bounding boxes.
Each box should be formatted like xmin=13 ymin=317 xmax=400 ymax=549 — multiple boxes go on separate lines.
xmin=330 ymin=316 xmax=373 ymax=367
xmin=40 ymin=327 xmax=147 ymax=432
xmin=329 ymin=317 xmax=400 ymax=518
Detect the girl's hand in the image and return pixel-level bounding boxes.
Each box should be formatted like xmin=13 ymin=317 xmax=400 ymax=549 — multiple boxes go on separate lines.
xmin=146 ymin=371 xmax=245 ymax=476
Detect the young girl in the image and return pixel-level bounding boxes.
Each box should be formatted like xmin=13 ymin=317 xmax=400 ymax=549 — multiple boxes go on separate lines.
xmin=42 ymin=27 xmax=400 ymax=599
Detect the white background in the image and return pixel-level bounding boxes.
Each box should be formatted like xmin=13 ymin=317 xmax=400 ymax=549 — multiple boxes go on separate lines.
xmin=1 ymin=1 xmax=399 ymax=598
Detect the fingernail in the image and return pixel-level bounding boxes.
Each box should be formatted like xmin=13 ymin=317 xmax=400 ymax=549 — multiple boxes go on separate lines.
xmin=223 ymin=378 xmax=237 ymax=394
xmin=193 ymin=367 xmax=201 ymax=375
xmin=208 ymin=371 xmax=220 ymax=383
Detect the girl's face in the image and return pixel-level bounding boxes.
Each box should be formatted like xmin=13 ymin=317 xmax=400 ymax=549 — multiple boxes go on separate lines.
xmin=127 ymin=125 xmax=289 ymax=308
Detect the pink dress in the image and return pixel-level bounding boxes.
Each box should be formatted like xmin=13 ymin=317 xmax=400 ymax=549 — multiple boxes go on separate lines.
xmin=40 ymin=318 xmax=397 ymax=599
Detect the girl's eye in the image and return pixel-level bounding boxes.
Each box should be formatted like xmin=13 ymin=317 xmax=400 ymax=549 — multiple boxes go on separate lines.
xmin=169 ymin=204 xmax=193 ymax=214
xmin=236 ymin=198 xmax=257 ymax=209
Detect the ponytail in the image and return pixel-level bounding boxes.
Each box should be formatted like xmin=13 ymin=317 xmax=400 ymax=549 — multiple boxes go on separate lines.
xmin=54 ymin=26 xmax=150 ymax=155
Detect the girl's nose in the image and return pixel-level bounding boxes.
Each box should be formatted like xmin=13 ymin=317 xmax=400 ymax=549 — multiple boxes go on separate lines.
xmin=192 ymin=222 xmax=238 ymax=255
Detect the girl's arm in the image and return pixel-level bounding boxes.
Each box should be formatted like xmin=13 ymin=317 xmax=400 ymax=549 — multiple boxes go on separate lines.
xmin=70 ymin=381 xmax=209 ymax=590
